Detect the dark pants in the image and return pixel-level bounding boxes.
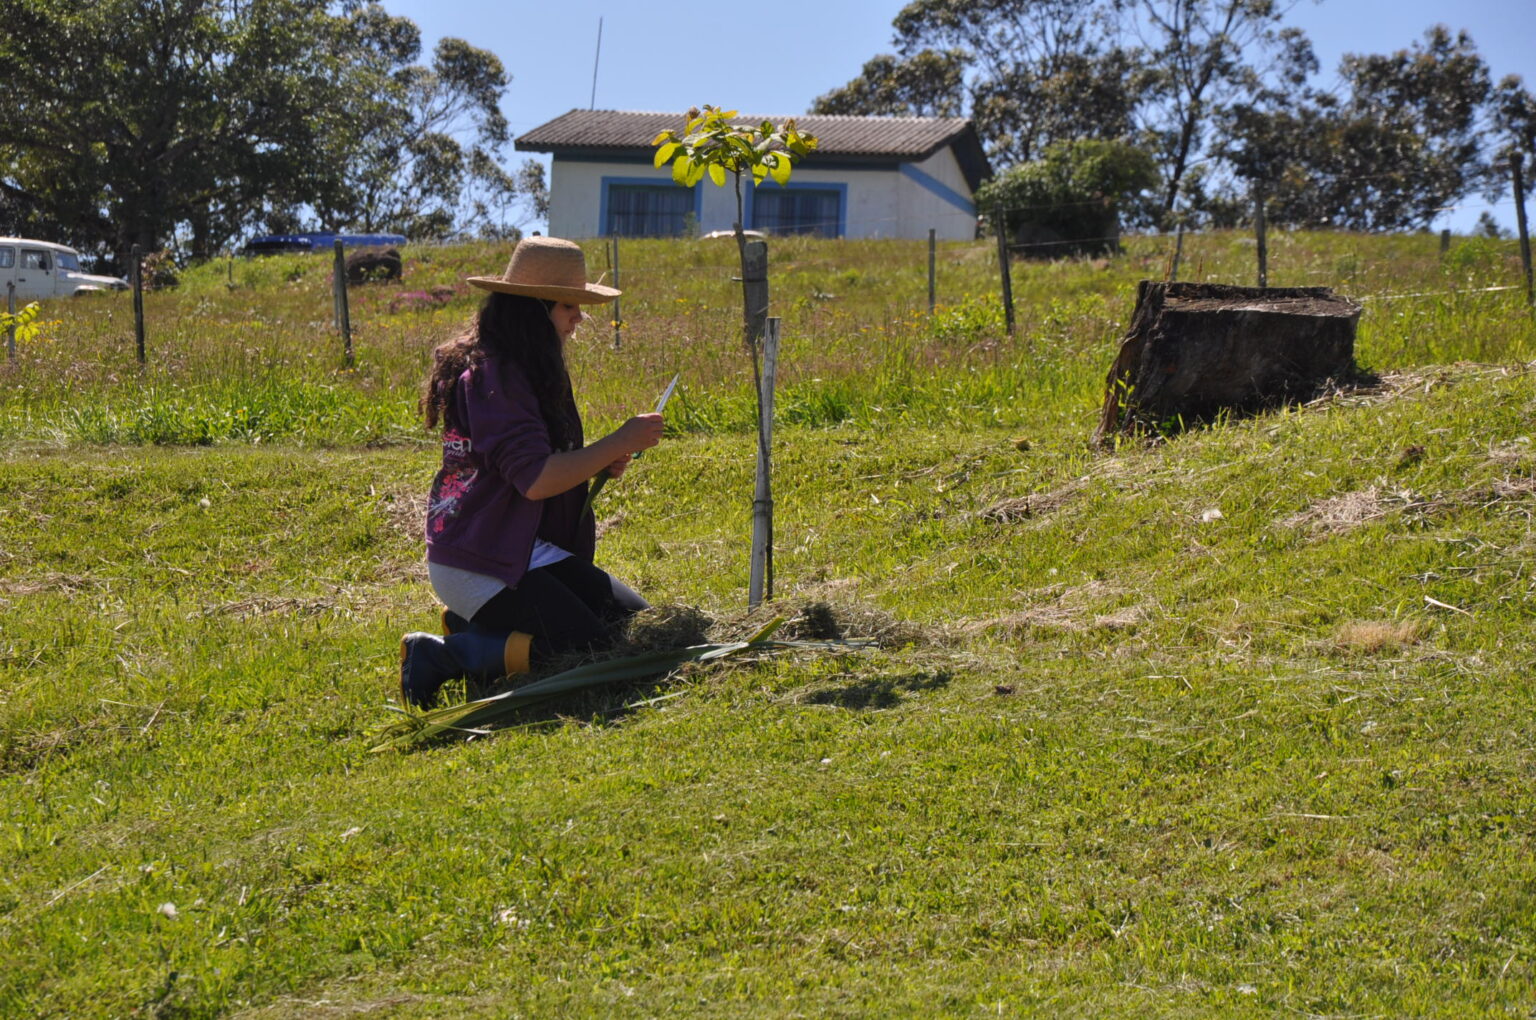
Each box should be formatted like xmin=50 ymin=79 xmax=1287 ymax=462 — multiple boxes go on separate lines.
xmin=471 ymin=558 xmax=634 ymax=659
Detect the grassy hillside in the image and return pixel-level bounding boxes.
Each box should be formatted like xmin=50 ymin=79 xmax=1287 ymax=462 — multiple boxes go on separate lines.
xmin=2 ymin=233 xmax=1534 ymax=1017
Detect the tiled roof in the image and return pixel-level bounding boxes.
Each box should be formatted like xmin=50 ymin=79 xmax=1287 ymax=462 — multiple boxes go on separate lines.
xmin=517 ymin=109 xmax=992 ymax=189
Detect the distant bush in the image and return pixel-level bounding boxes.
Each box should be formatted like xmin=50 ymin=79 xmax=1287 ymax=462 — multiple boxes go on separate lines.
xmin=977 ymin=140 xmax=1159 ymax=258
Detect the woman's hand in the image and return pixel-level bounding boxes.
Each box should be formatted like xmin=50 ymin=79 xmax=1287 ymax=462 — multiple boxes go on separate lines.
xmin=524 ymin=414 xmax=663 ymax=500
xmin=613 ymin=412 xmax=664 ymax=455
xmin=606 ymin=453 xmax=633 ymax=479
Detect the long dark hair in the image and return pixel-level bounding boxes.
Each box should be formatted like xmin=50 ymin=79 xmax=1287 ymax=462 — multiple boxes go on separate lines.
xmin=421 ymin=292 xmax=578 ymax=449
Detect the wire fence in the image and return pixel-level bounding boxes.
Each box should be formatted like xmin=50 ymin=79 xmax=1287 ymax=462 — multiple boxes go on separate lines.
xmin=47 ymin=209 xmax=1532 ymax=369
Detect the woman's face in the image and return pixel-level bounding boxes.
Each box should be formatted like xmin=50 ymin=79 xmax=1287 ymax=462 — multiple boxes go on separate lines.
xmin=549 ymin=301 xmax=586 ymax=340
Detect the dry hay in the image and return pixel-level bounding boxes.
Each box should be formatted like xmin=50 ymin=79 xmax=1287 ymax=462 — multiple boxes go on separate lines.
xmin=377 ymin=486 xmax=427 ymax=541
xmin=1280 ymin=486 xmax=1399 ymax=533
xmin=0 ymin=572 xmax=100 ymax=596
xmin=200 ymin=595 xmax=340 ymax=620
xmin=711 ymin=593 xmax=933 ymax=648
xmin=619 ymin=603 xmax=715 ymax=651
xmin=1487 ymin=437 xmax=1534 ymax=468
xmin=1333 ymin=619 xmax=1424 ymax=654
xmin=979 ymin=483 xmax=1081 ymax=524
xmin=971 ymin=580 xmax=1145 ymax=636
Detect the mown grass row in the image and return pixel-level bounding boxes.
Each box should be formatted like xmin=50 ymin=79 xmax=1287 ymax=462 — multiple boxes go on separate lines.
xmin=2 ymin=360 xmax=1534 ymax=1016
xmin=2 ymin=232 xmax=1535 ymax=1016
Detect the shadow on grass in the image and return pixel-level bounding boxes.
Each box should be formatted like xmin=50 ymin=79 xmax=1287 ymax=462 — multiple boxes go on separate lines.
xmin=797 ymin=670 xmax=951 ymax=710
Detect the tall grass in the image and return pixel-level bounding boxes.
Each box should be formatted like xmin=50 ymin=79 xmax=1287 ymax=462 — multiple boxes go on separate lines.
xmin=1 ymin=231 xmax=1531 ymax=446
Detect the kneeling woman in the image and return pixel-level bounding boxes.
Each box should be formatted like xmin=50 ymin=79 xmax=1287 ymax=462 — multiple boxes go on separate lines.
xmin=400 ymin=237 xmax=664 ymax=707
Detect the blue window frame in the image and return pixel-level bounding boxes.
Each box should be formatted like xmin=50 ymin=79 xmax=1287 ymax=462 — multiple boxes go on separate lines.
xmin=602 ymin=179 xmax=698 ymax=237
xmin=749 ymin=183 xmax=846 ymax=237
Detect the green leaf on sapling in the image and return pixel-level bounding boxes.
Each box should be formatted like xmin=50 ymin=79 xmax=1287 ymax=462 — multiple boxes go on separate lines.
xmin=768 ymin=153 xmax=792 ymax=186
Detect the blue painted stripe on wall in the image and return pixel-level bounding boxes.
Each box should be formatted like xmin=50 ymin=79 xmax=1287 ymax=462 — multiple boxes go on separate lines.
xmin=900 ymin=163 xmax=975 ymax=215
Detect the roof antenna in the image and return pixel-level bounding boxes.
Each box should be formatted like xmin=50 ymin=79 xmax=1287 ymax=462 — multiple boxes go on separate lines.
xmin=589 ymin=16 xmax=603 ymax=110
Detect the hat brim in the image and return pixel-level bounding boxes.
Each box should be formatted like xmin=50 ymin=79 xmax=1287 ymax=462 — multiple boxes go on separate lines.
xmin=466 ymin=277 xmax=621 ymax=304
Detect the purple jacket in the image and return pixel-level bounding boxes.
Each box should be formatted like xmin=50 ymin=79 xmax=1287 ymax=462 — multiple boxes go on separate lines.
xmin=424 ymin=354 xmax=595 ymax=589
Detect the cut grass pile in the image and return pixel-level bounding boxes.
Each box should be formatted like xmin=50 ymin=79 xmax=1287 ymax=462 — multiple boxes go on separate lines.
xmin=1 ymin=233 xmax=1534 ymax=1016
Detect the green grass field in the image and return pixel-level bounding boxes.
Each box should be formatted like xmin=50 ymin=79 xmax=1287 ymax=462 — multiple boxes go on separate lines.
xmin=2 ymin=232 xmax=1535 ymax=1017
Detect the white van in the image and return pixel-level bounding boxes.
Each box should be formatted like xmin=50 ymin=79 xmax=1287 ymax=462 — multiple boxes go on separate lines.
xmin=0 ymin=238 xmax=129 ymax=301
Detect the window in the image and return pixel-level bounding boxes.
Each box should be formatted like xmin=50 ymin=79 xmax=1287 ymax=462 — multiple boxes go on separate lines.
xmin=606 ymin=184 xmax=694 ymax=237
xmin=21 ymin=250 xmax=51 ymax=271
xmin=55 ymin=252 xmax=80 ymax=271
xmin=751 ymin=187 xmax=842 ymax=237
xmin=0 ymin=247 xmax=13 ymax=269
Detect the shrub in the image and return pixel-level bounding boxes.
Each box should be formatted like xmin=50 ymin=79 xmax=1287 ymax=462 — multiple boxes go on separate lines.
xmin=976 ymin=140 xmax=1159 ymax=257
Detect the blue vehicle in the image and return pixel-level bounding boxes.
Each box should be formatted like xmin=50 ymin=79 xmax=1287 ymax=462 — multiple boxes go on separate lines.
xmin=241 ymin=231 xmax=407 ymax=255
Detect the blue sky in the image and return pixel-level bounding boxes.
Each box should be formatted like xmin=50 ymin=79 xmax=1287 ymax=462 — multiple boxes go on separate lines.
xmin=382 ymin=0 xmax=1536 ymax=234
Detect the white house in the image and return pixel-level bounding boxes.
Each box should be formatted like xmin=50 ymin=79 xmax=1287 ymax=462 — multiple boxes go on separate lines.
xmin=515 ymin=110 xmax=991 ymax=241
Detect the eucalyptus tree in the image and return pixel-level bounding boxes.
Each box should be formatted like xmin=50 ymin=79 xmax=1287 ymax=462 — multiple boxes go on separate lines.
xmin=0 ymin=0 xmax=538 ymax=261
xmin=320 ymin=7 xmax=530 ymax=239
xmin=1219 ymin=26 xmax=1493 ymax=231
xmin=0 ymin=0 xmax=365 ymax=261
xmin=1113 ymin=0 xmax=1306 ymax=222
xmin=813 ymin=0 xmax=1141 ymax=166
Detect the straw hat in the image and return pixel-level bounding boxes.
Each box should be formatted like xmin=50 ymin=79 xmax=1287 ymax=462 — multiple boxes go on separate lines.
xmin=467 ymin=236 xmax=621 ymax=304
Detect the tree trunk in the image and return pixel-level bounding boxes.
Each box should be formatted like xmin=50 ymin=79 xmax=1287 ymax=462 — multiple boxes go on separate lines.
xmin=1094 ymin=281 xmax=1365 ymax=444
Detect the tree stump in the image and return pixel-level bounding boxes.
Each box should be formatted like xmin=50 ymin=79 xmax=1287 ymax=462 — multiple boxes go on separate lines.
xmin=345 ymin=247 xmax=403 ymax=284
xmin=1093 ymin=281 xmax=1364 ymax=444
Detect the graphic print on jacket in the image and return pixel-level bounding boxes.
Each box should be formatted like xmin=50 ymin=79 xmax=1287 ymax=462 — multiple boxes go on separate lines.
xmin=427 ymin=428 xmax=478 ymax=536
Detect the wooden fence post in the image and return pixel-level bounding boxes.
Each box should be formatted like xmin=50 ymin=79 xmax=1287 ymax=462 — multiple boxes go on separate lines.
xmin=131 ymin=244 xmax=146 ymax=365
xmin=749 ymin=316 xmax=780 ymax=609
xmin=927 ymin=227 xmax=936 ymax=313
xmin=993 ymin=215 xmax=1015 ymax=336
xmin=5 ymin=282 xmax=15 ymax=360
xmin=332 ymin=239 xmax=353 ymax=367
xmin=1512 ymin=152 xmax=1534 ymax=309
xmin=1169 ymin=220 xmax=1186 ymax=282
xmin=1440 ymin=228 xmax=1451 ymax=255
xmin=1254 ymin=184 xmax=1268 ymax=289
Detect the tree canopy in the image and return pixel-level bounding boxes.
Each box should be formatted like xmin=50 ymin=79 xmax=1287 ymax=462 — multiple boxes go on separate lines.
xmin=817 ymin=0 xmax=1530 ymax=232
xmin=0 ymin=0 xmax=543 ymax=264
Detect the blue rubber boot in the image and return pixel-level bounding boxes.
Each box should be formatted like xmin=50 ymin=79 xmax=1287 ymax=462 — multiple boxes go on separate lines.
xmin=399 ymin=630 xmax=533 ymax=709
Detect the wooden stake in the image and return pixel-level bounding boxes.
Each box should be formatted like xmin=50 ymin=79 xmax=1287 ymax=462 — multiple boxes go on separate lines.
xmin=1169 ymin=221 xmax=1186 ymax=282
xmin=927 ymin=227 xmax=936 ymax=313
xmin=131 ymin=244 xmax=145 ymax=365
xmin=749 ymin=317 xmax=780 ymax=609
xmin=742 ymin=238 xmax=768 ymax=348
xmin=611 ymin=235 xmax=622 ymax=349
xmin=994 ymin=215 xmax=1015 ymax=335
xmin=1254 ymin=184 xmax=1268 ymax=289
xmin=333 ymin=239 xmax=353 ymax=367
xmin=5 ymin=281 xmax=15 ymax=360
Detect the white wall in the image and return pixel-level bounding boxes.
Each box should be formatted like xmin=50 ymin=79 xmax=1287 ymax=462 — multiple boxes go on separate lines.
xmin=548 ymin=148 xmax=978 ymax=241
